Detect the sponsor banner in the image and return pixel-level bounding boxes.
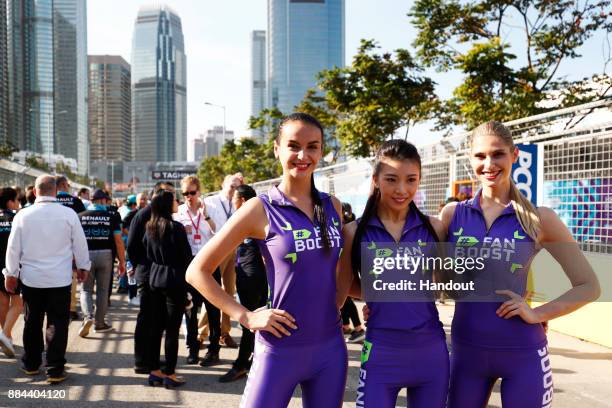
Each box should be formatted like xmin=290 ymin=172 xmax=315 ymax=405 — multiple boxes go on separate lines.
xmin=512 ymin=143 xmax=539 ymax=205
xmin=151 ymin=170 xmax=195 ymax=181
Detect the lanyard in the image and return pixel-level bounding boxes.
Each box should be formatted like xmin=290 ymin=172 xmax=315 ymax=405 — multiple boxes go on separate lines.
xmin=219 ymin=196 xmax=232 ymax=220
xmin=187 ymin=209 xmax=201 ymax=234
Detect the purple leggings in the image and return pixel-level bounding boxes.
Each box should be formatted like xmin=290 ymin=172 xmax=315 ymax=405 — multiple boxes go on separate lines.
xmin=240 ymin=334 xmax=348 ymax=408
xmin=356 ymin=332 xmax=449 ymax=408
xmin=448 ymin=341 xmax=554 ymax=408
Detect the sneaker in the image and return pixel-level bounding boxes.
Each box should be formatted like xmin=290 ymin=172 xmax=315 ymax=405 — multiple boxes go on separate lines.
xmin=129 ymin=297 xmax=141 ymax=306
xmin=46 ymin=372 xmax=67 ymax=384
xmin=78 ymin=319 xmax=94 ymax=338
xmin=346 ymin=329 xmax=366 ymax=344
xmin=219 ymin=367 xmax=248 ymax=383
xmin=0 ymin=331 xmax=15 ymax=358
xmin=220 ymin=333 xmax=238 ymax=348
xmin=199 ymin=351 xmax=220 ymax=367
xmin=93 ymin=323 xmax=113 ymax=333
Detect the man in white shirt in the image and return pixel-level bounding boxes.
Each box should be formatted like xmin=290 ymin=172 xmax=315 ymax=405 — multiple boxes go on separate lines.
xmin=203 ymin=174 xmax=242 ymax=348
xmin=174 ymin=176 xmax=219 ymax=365
xmin=3 ymin=175 xmax=91 ymax=383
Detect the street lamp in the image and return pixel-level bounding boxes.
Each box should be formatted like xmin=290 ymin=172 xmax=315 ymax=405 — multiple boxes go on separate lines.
xmin=29 ymin=108 xmax=67 ymax=169
xmin=204 ymin=101 xmax=226 ymax=143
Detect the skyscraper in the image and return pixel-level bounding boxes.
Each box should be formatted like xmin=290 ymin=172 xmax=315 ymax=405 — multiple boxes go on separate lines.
xmin=250 ymin=30 xmax=266 ymax=142
xmin=88 ymin=55 xmax=132 ymax=164
xmin=0 ymin=0 xmax=8 ymax=144
xmin=6 ymin=0 xmax=88 ymax=174
xmin=267 ymin=0 xmax=345 ymax=114
xmin=53 ymin=0 xmax=88 ymax=175
xmin=131 ymin=5 xmax=187 ymax=162
xmin=7 ymin=0 xmax=55 ymax=155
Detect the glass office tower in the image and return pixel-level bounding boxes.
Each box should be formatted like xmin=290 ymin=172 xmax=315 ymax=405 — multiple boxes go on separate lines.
xmin=53 ymin=0 xmax=88 ymax=174
xmin=6 ymin=0 xmax=88 ymax=174
xmin=7 ymin=0 xmax=55 ymax=154
xmin=267 ymin=0 xmax=344 ymax=114
xmin=250 ymin=30 xmax=266 ymax=142
xmin=131 ymin=5 xmax=187 ymax=162
xmin=0 ymin=0 xmax=8 ymax=143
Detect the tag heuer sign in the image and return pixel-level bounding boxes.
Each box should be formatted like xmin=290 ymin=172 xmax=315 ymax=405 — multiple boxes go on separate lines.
xmin=151 ymin=171 xmax=194 ymax=180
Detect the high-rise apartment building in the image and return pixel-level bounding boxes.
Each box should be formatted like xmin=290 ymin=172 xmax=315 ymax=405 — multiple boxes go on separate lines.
xmin=250 ymin=30 xmax=266 ymax=142
xmin=88 ymin=55 xmax=132 ymax=164
xmin=131 ymin=5 xmax=187 ymax=162
xmin=267 ymin=0 xmax=344 ymax=114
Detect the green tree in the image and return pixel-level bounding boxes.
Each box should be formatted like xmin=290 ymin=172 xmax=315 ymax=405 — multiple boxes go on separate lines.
xmin=0 ymin=141 xmax=17 ymax=159
xmin=25 ymin=155 xmax=50 ymax=172
xmin=247 ymin=107 xmax=284 ymax=142
xmin=294 ymin=89 xmax=341 ymax=161
xmin=410 ymin=0 xmax=612 ymax=130
xmin=317 ymin=39 xmax=436 ymax=157
xmin=197 ymin=138 xmax=281 ymax=193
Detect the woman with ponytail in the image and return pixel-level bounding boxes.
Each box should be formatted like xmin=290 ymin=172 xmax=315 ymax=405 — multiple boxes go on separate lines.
xmin=186 ymin=113 xmax=346 ymax=408
xmin=440 ymin=121 xmax=601 ymax=407
xmin=338 ymin=140 xmax=450 ymax=408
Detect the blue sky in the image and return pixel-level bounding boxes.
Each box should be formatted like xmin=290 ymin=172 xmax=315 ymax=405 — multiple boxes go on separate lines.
xmin=88 ymin=0 xmax=610 ymax=160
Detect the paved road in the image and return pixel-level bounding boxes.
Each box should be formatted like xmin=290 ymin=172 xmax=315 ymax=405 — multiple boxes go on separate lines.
xmin=1 ymin=295 xmax=611 ymax=407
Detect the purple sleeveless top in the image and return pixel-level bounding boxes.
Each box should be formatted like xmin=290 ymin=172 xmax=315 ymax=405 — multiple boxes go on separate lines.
xmin=448 ymin=191 xmax=546 ymax=349
xmin=256 ymin=186 xmax=343 ymax=347
xmin=362 ymin=208 xmax=444 ymax=345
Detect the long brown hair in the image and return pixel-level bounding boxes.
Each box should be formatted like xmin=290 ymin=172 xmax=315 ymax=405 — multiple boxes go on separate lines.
xmin=277 ymin=112 xmax=331 ymax=249
xmin=469 ymin=121 xmax=541 ymax=241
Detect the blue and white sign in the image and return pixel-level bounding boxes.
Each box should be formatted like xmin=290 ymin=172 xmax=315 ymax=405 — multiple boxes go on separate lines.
xmin=512 ymin=143 xmax=540 ymax=205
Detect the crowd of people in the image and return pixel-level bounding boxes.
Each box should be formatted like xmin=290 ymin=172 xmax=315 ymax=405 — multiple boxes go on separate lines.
xmin=0 ymin=112 xmax=602 ymax=408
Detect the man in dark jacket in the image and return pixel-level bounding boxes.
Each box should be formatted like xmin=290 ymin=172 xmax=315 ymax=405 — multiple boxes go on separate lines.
xmin=126 ymin=182 xmax=174 ymax=374
xmin=55 ymin=175 xmax=86 ymax=321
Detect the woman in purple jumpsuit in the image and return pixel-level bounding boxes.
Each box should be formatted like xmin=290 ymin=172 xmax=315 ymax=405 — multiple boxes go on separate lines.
xmin=187 ymin=113 xmax=347 ymax=408
xmin=339 ymin=140 xmax=449 ymax=407
xmin=439 ymin=121 xmax=601 ymax=407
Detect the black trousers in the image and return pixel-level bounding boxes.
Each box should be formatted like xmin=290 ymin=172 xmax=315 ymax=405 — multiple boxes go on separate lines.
xmin=134 ymin=281 xmax=153 ymax=369
xmin=234 ymin=269 xmax=267 ymax=369
xmin=341 ymin=297 xmax=361 ymax=327
xmin=21 ymin=283 xmax=71 ymax=377
xmin=149 ymin=285 xmax=186 ymax=375
xmin=185 ymin=283 xmax=203 ymax=355
xmin=201 ymin=268 xmax=222 ymax=353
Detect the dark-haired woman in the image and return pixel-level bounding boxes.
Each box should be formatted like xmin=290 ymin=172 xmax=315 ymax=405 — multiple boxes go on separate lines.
xmin=0 ymin=187 xmax=23 ymax=357
xmin=440 ymin=121 xmax=600 ymax=407
xmin=218 ymin=184 xmax=269 ymax=383
xmin=143 ymin=190 xmax=193 ymax=388
xmin=338 ymin=140 xmax=449 ymax=408
xmin=187 ymin=113 xmax=346 ymax=408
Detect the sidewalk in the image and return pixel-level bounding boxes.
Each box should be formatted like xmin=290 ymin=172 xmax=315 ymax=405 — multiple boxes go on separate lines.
xmin=0 ymin=295 xmax=610 ymax=407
